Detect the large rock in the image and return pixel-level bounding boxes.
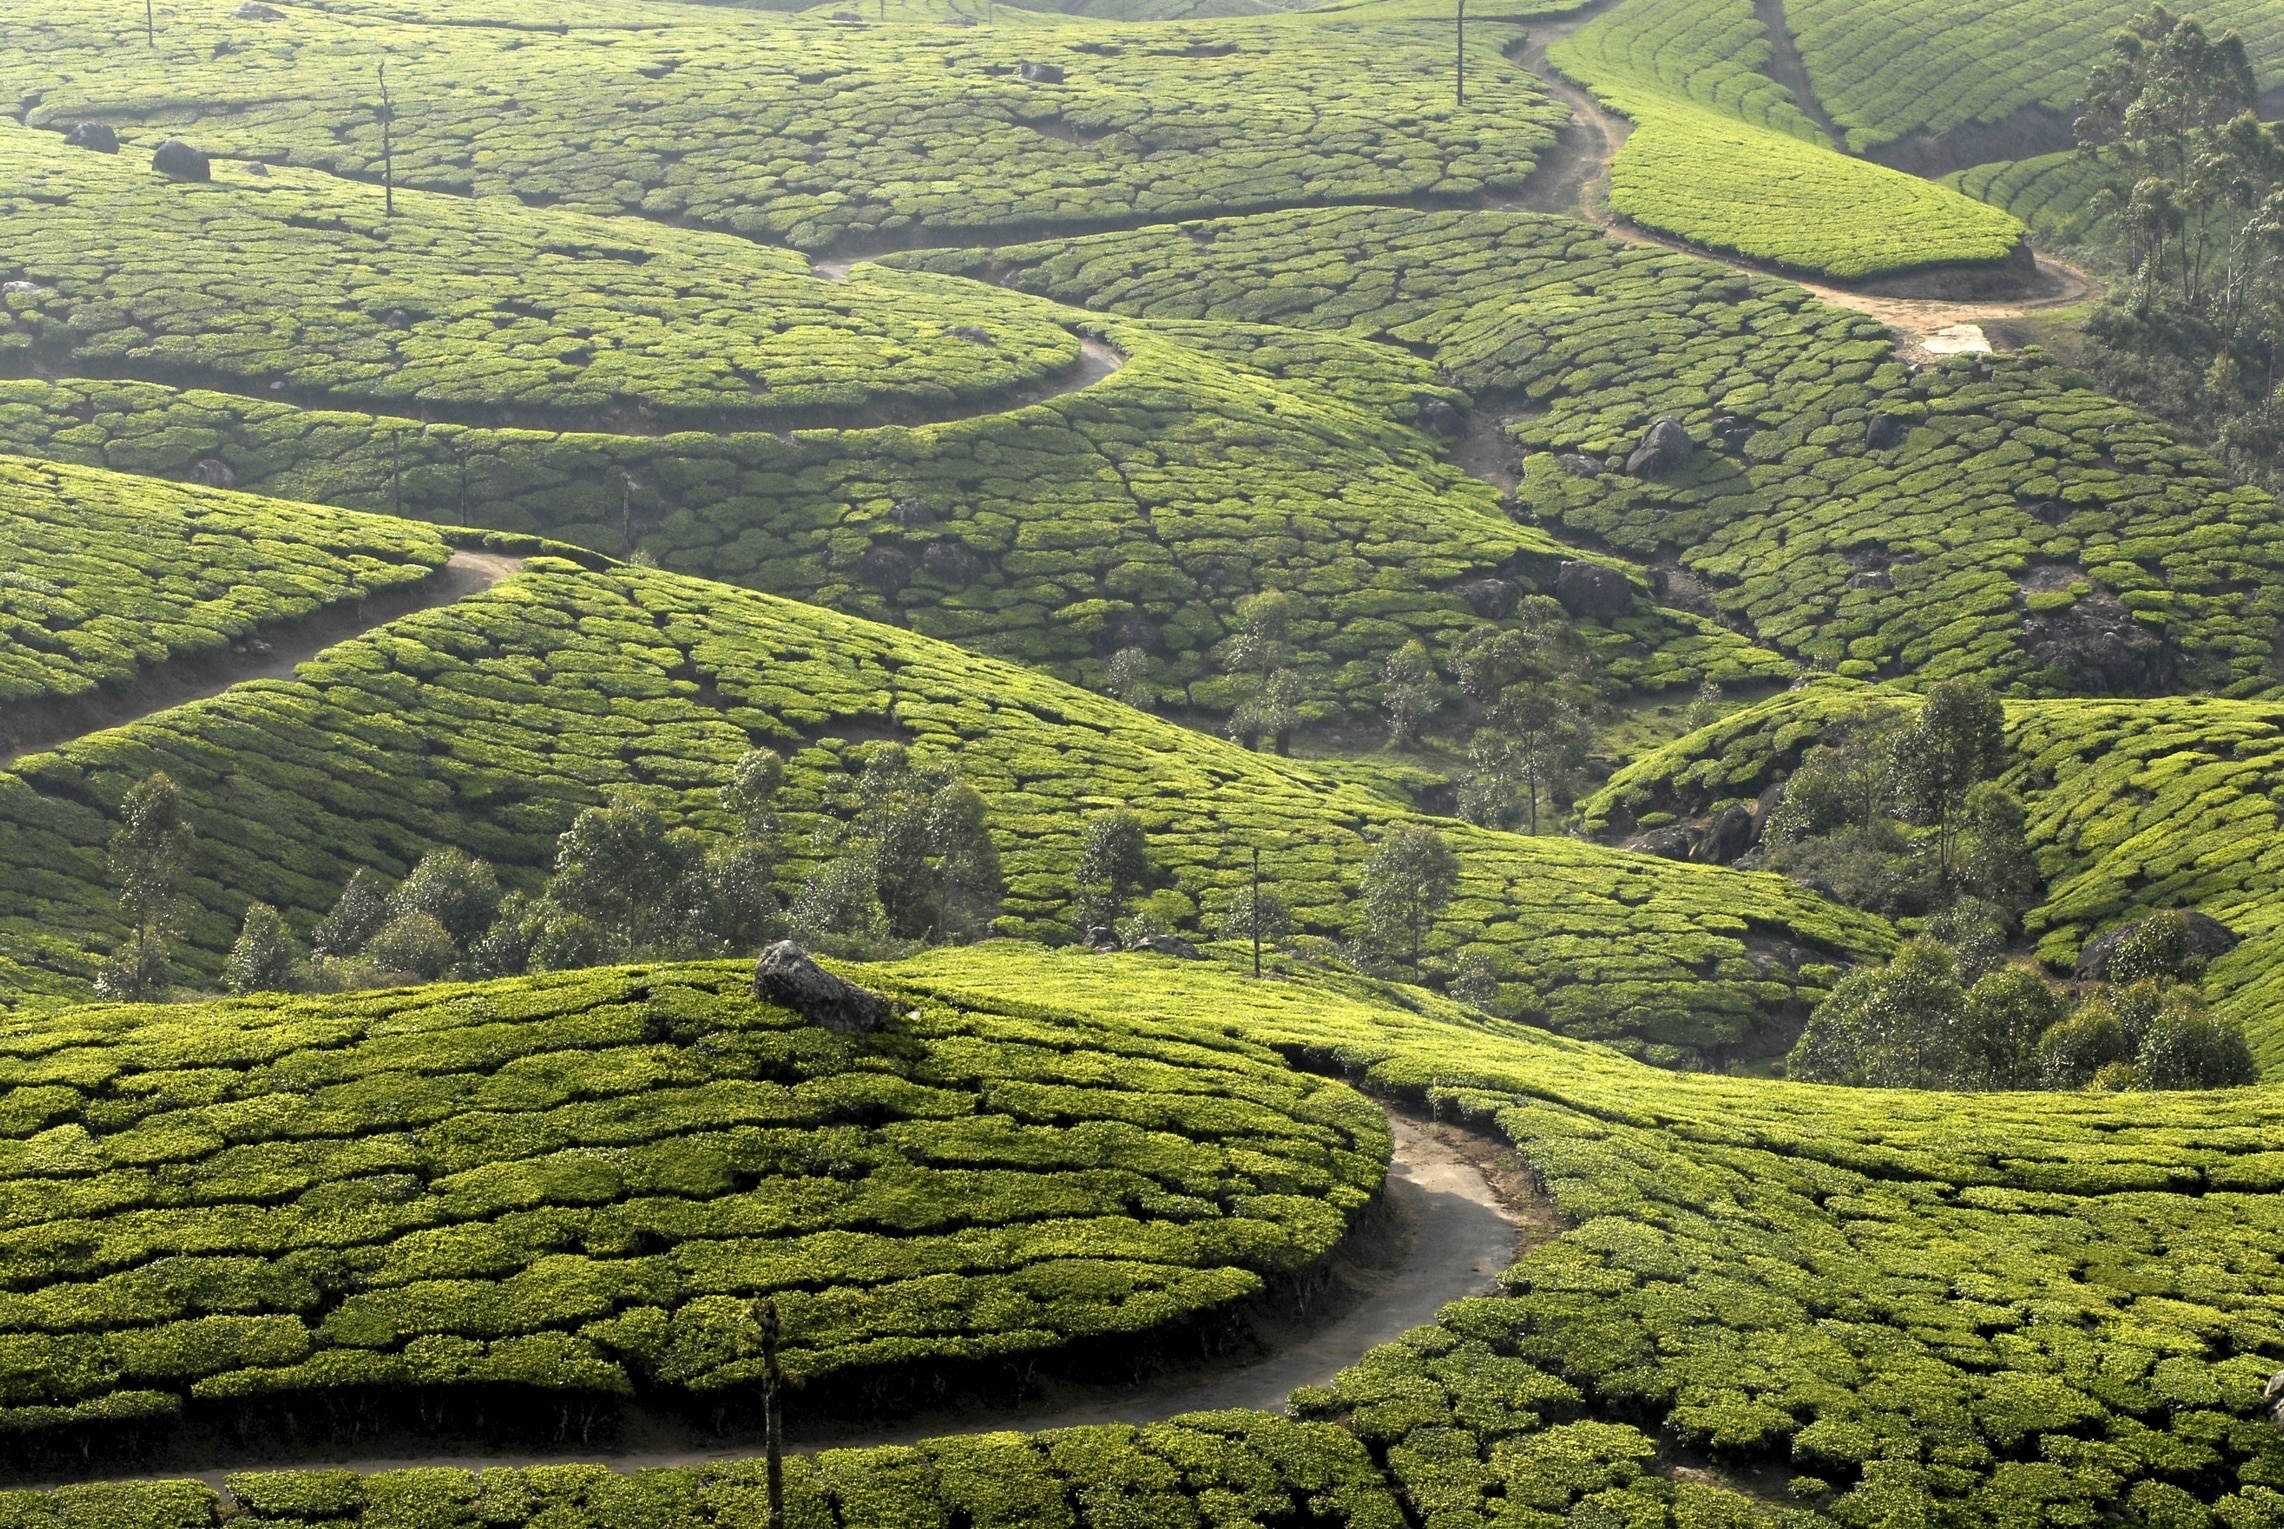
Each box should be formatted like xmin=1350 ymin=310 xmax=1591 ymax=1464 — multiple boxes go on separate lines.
xmin=1018 ymin=60 xmax=1066 ymax=83
xmin=151 ymin=138 xmax=211 ymax=182
xmin=2075 ymin=911 xmax=2240 ymax=982
xmin=1623 ymin=416 xmax=1692 ymax=478
xmin=1555 ymin=561 xmax=1633 ymax=621
xmin=232 ymin=1 xmax=284 ymax=16
xmin=2021 ymin=580 xmax=2177 ymax=694
xmin=858 ymin=542 xmax=916 ymax=592
xmin=922 ymin=539 xmax=984 ymax=585
xmin=188 ymin=458 xmax=236 ymax=488
xmin=1415 ymin=398 xmax=1465 ymax=437
xmin=1554 ymin=452 xmax=1605 ymax=479
xmin=1129 ymin=932 xmax=1202 ymax=959
xmin=1865 ymin=413 xmax=1910 ymax=450
xmin=1626 ymin=826 xmax=1693 ymax=861
xmin=1453 ymin=576 xmax=1519 ymax=619
xmin=63 ymin=122 xmax=119 ymax=153
xmin=753 ymin=941 xmax=889 ymax=1033
xmin=1695 ymin=805 xmax=1757 ymax=865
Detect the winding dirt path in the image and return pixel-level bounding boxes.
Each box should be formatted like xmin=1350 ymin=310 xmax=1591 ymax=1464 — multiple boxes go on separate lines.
xmin=0 ymin=550 xmax=522 ymax=769
xmin=1504 ymin=11 xmax=2104 ymax=352
xmin=26 ymin=1113 xmax=1538 ymax=1493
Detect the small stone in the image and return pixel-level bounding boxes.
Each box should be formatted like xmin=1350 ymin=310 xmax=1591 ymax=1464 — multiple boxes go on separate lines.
xmin=0 ymin=281 xmax=46 ymax=297
xmin=151 ymin=138 xmax=212 ymax=182
xmin=63 ymin=122 xmax=119 ymax=154
xmin=1846 ymin=568 xmax=1891 ymax=589
xmin=1865 ymin=413 xmax=1910 ymax=449
xmin=1555 ymin=561 xmax=1633 ymax=621
xmin=232 ymin=2 xmax=284 ymax=17
xmin=889 ymin=496 xmax=937 ymax=526
xmin=1623 ymin=416 xmax=1693 ymax=478
xmin=1018 ymin=60 xmax=1066 ymax=83
xmin=946 ymin=325 xmax=992 ymax=344
xmin=752 ymin=941 xmax=887 ymax=1033
xmin=1132 ymin=932 xmax=1202 ymax=959
xmin=1554 ymin=452 xmax=1605 ymax=479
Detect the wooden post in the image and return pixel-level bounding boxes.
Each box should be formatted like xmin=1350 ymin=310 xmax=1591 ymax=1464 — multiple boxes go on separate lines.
xmin=753 ymin=1298 xmax=785 ymax=1529
xmin=145 ymin=0 xmax=155 ymax=45
xmin=1456 ymin=0 xmax=1466 ymax=105
xmin=1251 ymin=847 xmax=1262 ymax=978
xmin=378 ymin=64 xmax=395 ymax=217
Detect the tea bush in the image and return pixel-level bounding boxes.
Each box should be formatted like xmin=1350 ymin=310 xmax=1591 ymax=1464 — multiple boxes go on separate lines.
xmin=1944 ymin=151 xmax=2118 ymax=242
xmin=0 ymin=1411 xmax=1412 ymax=1527
xmin=922 ymin=207 xmax=2284 ymax=695
xmin=0 ymin=456 xmax=448 ymax=709
xmin=1544 ymin=0 xmax=2024 ymax=278
xmin=0 ymin=0 xmax=1563 ymax=251
xmin=904 ymin=947 xmax=2284 ymax=1528
xmin=0 ymin=123 xmax=1078 ymax=431
xmin=0 ymin=961 xmax=1386 ymax=1429
xmin=0 ymin=321 xmax=1785 ymax=712
xmin=0 ymin=556 xmax=1890 ymax=1061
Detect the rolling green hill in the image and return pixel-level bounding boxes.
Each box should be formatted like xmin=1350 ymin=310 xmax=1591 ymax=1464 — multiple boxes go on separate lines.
xmin=0 ymin=535 xmax=1890 ymax=1060
xmin=0 ymin=960 xmax=1383 ymax=1431
xmin=910 ymin=207 xmax=2284 ymax=696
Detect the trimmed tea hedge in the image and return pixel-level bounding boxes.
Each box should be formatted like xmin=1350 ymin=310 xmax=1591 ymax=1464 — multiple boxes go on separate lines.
xmin=0 ymin=1412 xmax=1411 ymax=1527
xmin=1944 ymin=150 xmax=2118 ymax=243
xmin=0 ymin=961 xmax=1386 ymax=1429
xmin=0 ymin=122 xmax=1078 ymax=431
xmin=921 ymin=207 xmax=2284 ymax=696
xmin=1543 ymin=0 xmax=2024 ymax=279
xmin=0 ymin=554 xmax=1891 ymax=1060
xmin=905 ymin=946 xmax=2284 ymax=1529
xmin=0 ymin=319 xmax=1787 ymax=712
xmin=0 ymin=455 xmax=449 ymax=708
xmin=0 ymin=0 xmax=1563 ymax=251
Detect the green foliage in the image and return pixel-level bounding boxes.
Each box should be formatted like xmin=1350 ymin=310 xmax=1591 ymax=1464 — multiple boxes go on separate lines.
xmin=223 ymin=903 xmax=298 ymax=996
xmin=0 ymin=962 xmax=1387 ymax=1426
xmin=0 ymin=556 xmax=1888 ymax=1062
xmin=386 ymin=849 xmax=503 ymax=949
xmin=1359 ymin=824 xmax=1457 ymax=967
xmin=1546 ymin=0 xmax=2025 ymax=278
xmin=1074 ymin=811 xmax=1152 ymax=933
xmin=0 ymin=1 xmax=1563 ymax=251
xmin=0 ymin=457 xmax=447 ymax=711
xmin=929 ymin=208 xmax=2284 ymax=698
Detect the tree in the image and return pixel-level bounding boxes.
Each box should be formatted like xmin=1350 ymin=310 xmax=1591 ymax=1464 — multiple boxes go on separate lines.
xmin=1381 ymin=640 xmax=1437 ymax=747
xmin=312 ymin=867 xmax=392 ymax=958
xmin=1451 ymin=602 xmax=1599 ymax=832
xmin=1955 ymin=782 xmax=2038 ymax=915
xmin=2034 ymin=995 xmax=2133 ymax=1088
xmin=377 ymin=64 xmax=396 ymax=217
xmin=549 ymin=793 xmax=704 ymax=955
xmin=1958 ymin=965 xmax=2068 ymax=1088
xmin=788 ymin=854 xmax=889 ymax=948
xmin=927 ymin=781 xmax=1004 ymax=940
xmin=1221 ymin=591 xmax=1304 ymax=752
xmin=722 ymin=748 xmax=786 ymax=841
xmin=2135 ymin=988 xmax=2257 ymax=1088
xmin=1457 ymin=730 xmax=1525 ymax=831
xmin=1360 ymin=824 xmax=1458 ymax=966
xmin=1229 ymin=668 xmax=1303 ymax=754
xmin=2110 ymin=908 xmax=2201 ymax=982
xmin=1074 ymin=810 xmax=1151 ymax=933
xmin=386 ymin=848 xmax=501 ymax=948
xmin=225 ymin=903 xmax=301 ymax=995
xmin=854 ymin=746 xmax=941 ymax=937
xmin=1105 ymin=647 xmax=1155 ymax=711
xmin=96 ymin=772 xmax=194 ymax=1002
xmin=1450 ymin=948 xmax=1499 ymax=1010
xmin=1892 ymin=678 xmax=2006 ymax=888
xmin=1787 ymin=939 xmax=1968 ymax=1088
xmin=366 ymin=911 xmax=457 ymax=979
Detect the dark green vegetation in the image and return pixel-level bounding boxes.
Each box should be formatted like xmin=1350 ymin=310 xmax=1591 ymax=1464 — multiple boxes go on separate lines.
xmin=0 ymin=0 xmax=1562 ymax=251
xmin=0 ymin=961 xmax=1385 ymax=1431
xmin=0 ymin=552 xmax=1888 ymax=1063
xmin=0 ymin=1416 xmax=1411 ymax=1528
xmin=916 ymin=207 xmax=2284 ymax=696
xmin=0 ymin=457 xmax=447 ymax=710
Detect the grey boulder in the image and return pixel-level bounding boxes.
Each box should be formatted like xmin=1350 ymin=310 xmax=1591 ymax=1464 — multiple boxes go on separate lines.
xmin=1624 ymin=416 xmax=1693 ymax=478
xmin=1555 ymin=560 xmax=1634 ymax=621
xmin=753 ymin=941 xmax=889 ymax=1033
xmin=151 ymin=138 xmax=211 ymax=181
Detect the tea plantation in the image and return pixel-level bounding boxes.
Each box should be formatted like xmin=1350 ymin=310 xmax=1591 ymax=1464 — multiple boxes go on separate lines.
xmin=917 ymin=207 xmax=2284 ymax=695
xmin=0 ymin=0 xmax=1563 ymax=250
xmin=0 ymin=960 xmax=1386 ymax=1429
xmin=0 ymin=553 xmax=1889 ymax=1060
xmin=1543 ymin=0 xmax=2026 ymax=278
xmin=0 ymin=457 xmax=448 ymax=710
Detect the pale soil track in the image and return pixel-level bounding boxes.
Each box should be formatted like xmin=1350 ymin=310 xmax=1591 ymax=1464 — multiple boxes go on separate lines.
xmin=24 ymin=1111 xmax=1549 ymax=1493
xmin=1504 ymin=6 xmax=2104 ymax=354
xmin=0 ymin=550 xmax=523 ymax=769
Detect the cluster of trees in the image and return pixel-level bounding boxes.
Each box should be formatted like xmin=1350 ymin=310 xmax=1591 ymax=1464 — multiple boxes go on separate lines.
xmin=1760 ymin=680 xmax=2036 ymax=962
xmin=2073 ymin=6 xmax=2284 ymax=490
xmin=217 ymin=744 xmax=1004 ymax=995
xmin=1790 ymin=909 xmax=2255 ymax=1091
xmin=1106 ymin=591 xmax=1601 ymax=838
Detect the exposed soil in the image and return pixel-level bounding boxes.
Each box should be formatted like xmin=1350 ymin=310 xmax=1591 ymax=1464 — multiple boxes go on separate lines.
xmin=0 ymin=551 xmax=522 ymax=768
xmin=20 ymin=1110 xmax=1549 ymax=1493
xmin=1748 ymin=0 xmax=1844 ymax=148
xmin=1861 ymin=105 xmax=2079 ymax=180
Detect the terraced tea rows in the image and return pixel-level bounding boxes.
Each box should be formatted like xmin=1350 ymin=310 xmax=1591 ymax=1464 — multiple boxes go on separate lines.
xmin=0 ymin=325 xmax=1784 ymax=715
xmin=1783 ymin=0 xmax=2284 ymax=153
xmin=0 ymin=0 xmax=1563 ymax=251
xmin=0 ymin=552 xmax=1890 ymax=1061
xmin=0 ymin=961 xmax=1385 ymax=1431
xmin=0 ymin=1415 xmax=1413 ymax=1526
xmin=0 ymin=124 xmax=1080 ymax=431
xmin=0 ymin=457 xmax=448 ymax=711
xmin=901 ymin=948 xmax=2284 ymax=1529
xmin=1543 ymin=0 xmax=2026 ymax=278
xmin=1944 ymin=151 xmax=2116 ymax=243
xmin=919 ymin=207 xmax=2284 ymax=695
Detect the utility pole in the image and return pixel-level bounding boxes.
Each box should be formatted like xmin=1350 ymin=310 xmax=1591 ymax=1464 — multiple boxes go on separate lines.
xmin=1455 ymin=0 xmax=1466 ymax=105
xmin=378 ymin=63 xmax=395 ymax=217
xmin=1251 ymin=847 xmax=1262 ymax=979
xmin=145 ymin=0 xmax=155 ymax=46
xmin=753 ymin=1298 xmax=785 ymax=1529
xmin=389 ymin=428 xmax=402 ymax=515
